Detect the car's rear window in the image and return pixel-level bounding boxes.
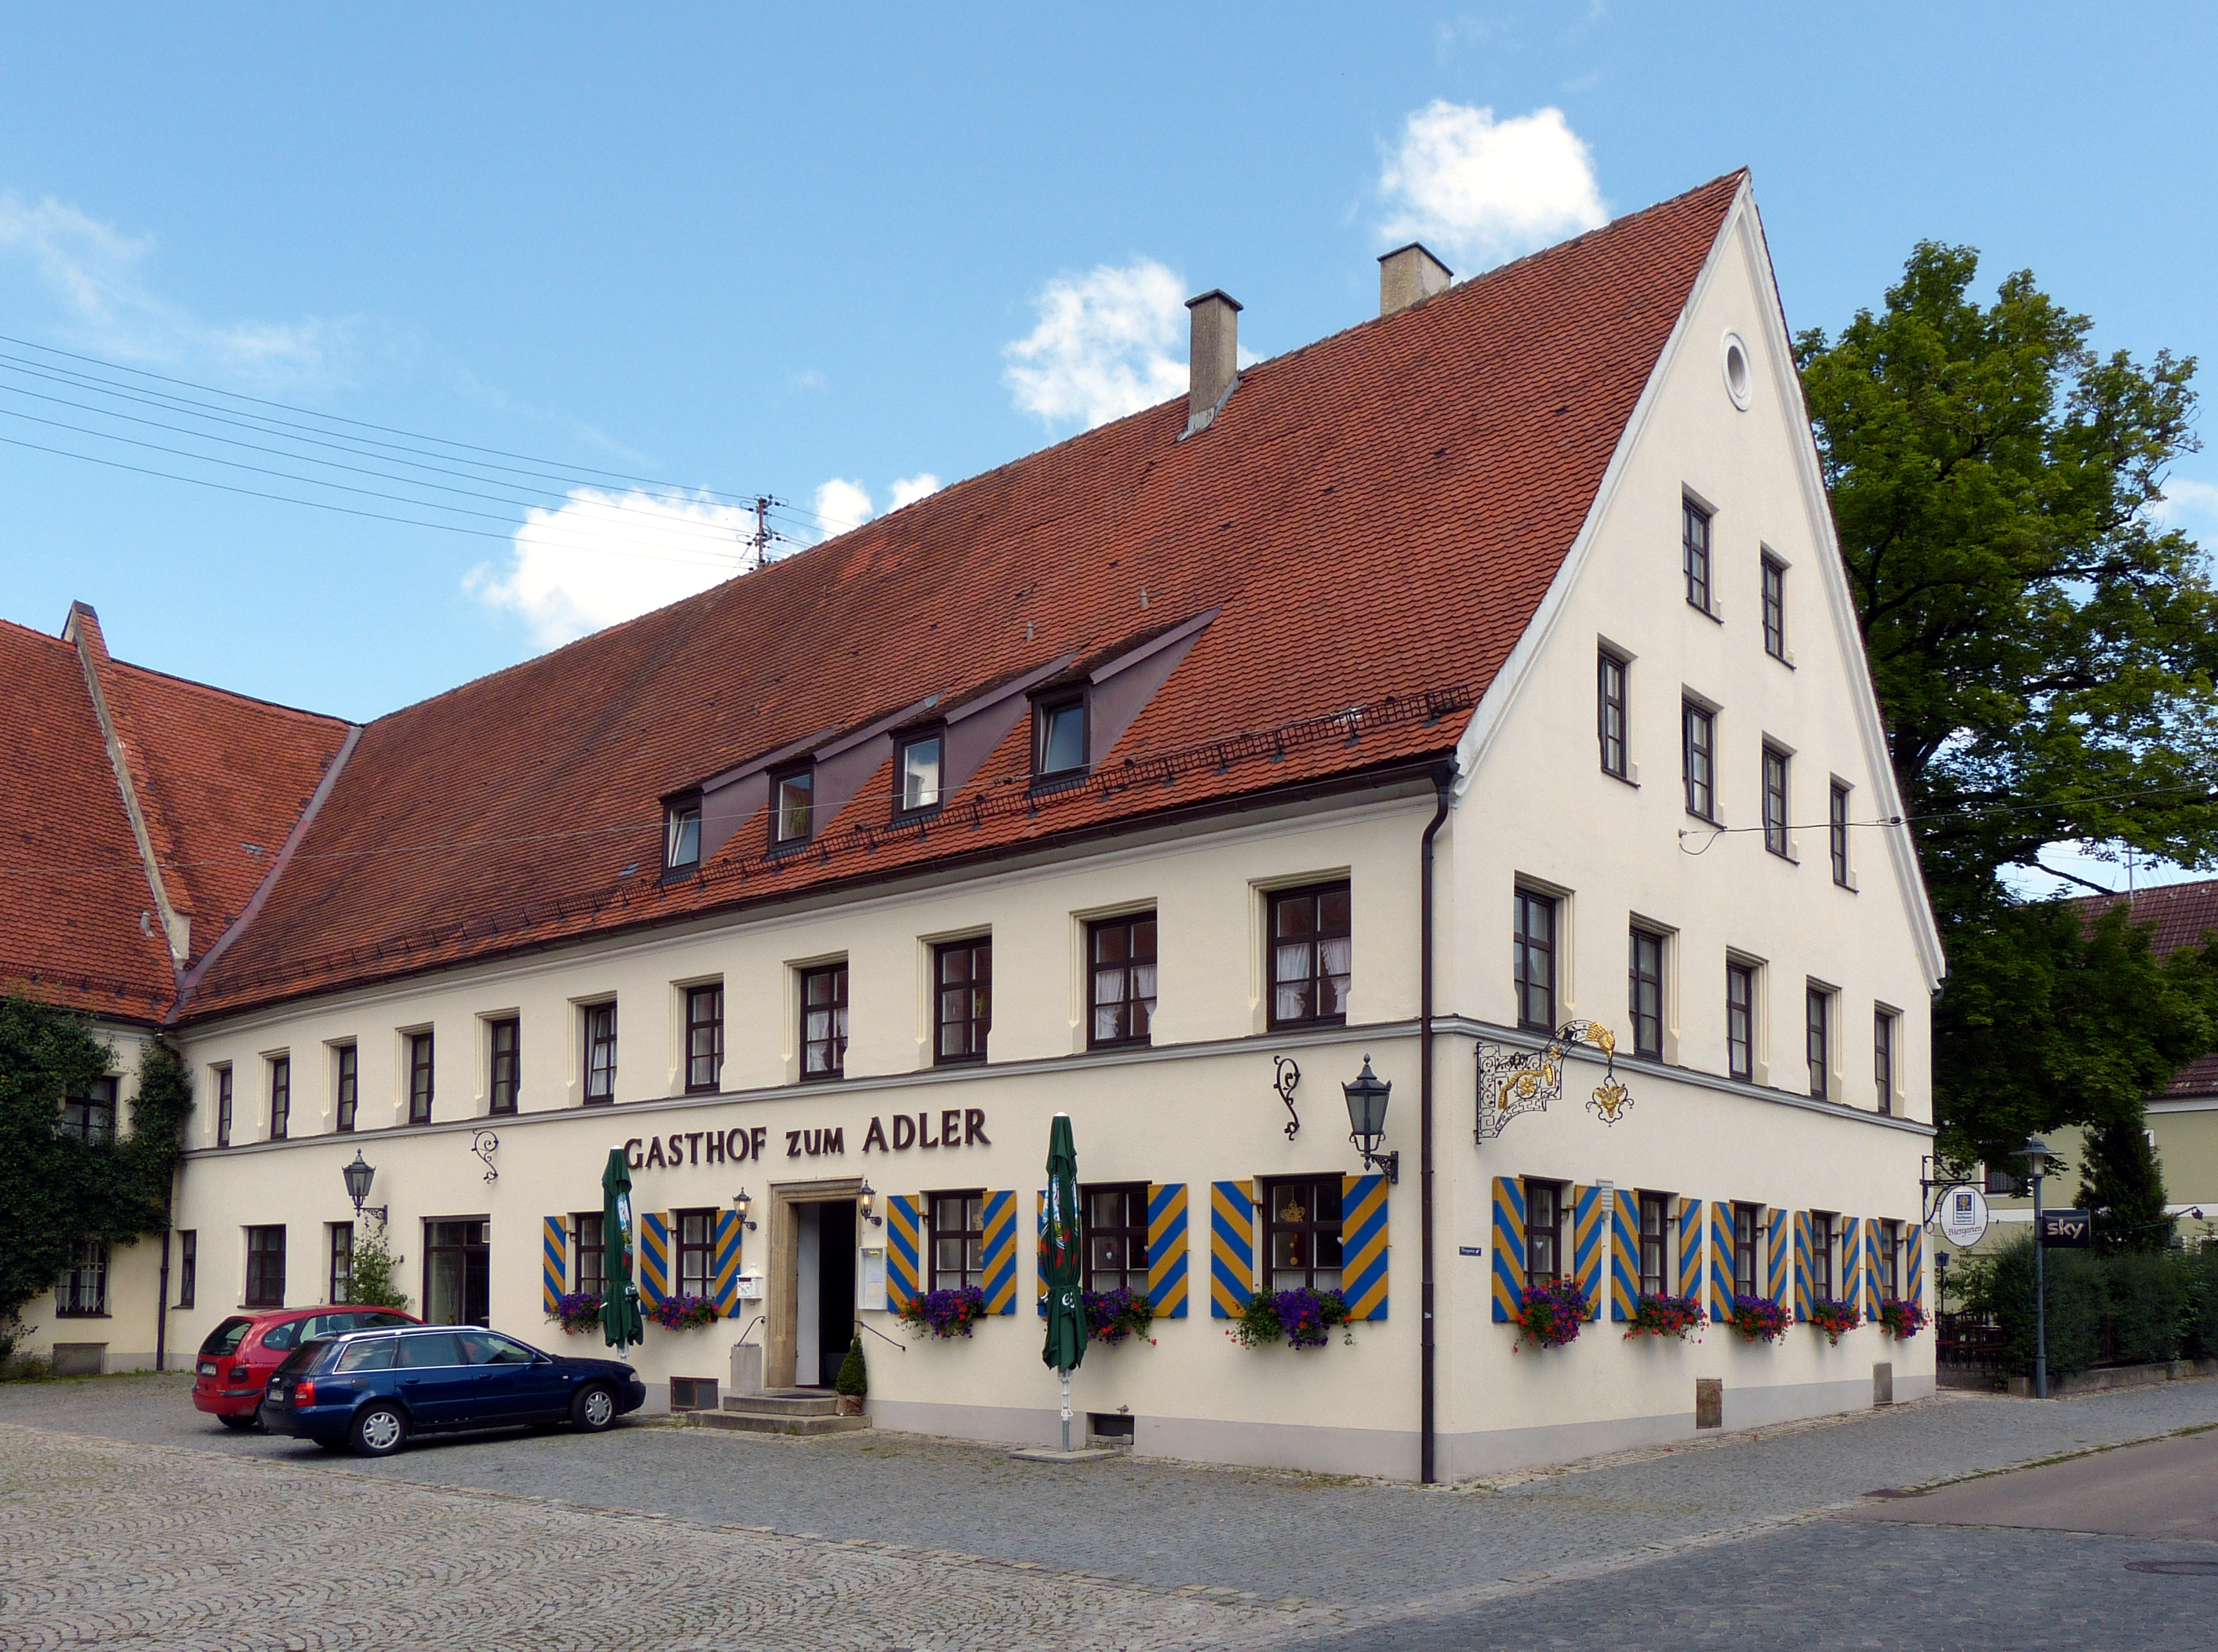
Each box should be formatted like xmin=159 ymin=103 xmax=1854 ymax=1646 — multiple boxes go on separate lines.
xmin=395 ymin=1332 xmax=463 ymax=1369
xmin=334 ymin=1337 xmax=397 ymax=1373
xmin=199 ymin=1317 xmax=253 ymax=1358
xmin=273 ymin=1340 xmax=328 ymax=1378
xmin=260 ymin=1320 xmax=302 ymax=1352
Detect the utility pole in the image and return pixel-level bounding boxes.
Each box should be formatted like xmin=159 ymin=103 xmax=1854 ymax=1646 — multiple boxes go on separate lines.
xmin=750 ymin=496 xmax=772 ymax=570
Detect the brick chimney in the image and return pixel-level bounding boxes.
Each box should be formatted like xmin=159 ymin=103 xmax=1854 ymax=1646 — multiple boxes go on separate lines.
xmin=1378 ymin=243 xmax=1453 ymax=316
xmin=1183 ymin=289 xmax=1242 ymax=437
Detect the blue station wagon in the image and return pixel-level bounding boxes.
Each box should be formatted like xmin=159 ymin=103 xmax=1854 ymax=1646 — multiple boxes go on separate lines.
xmin=264 ymin=1324 xmax=647 ymax=1456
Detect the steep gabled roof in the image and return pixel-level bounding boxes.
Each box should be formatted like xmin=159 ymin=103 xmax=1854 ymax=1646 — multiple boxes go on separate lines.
xmin=173 ymin=171 xmax=1746 ymax=1017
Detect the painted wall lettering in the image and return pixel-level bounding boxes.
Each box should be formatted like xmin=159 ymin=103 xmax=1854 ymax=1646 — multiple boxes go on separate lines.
xmin=627 ymin=1125 xmax=766 ymax=1172
xmin=625 ymin=1111 xmax=985 ymax=1171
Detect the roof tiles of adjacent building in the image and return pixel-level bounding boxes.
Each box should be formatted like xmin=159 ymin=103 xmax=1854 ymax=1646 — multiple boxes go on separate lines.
xmin=2074 ymin=878 xmax=2218 ymax=1100
xmin=4 ymin=171 xmax=1750 ymax=1026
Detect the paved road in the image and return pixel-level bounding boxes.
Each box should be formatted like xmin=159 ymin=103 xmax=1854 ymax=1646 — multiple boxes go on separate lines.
xmin=1846 ymin=1427 xmax=2218 ymax=1542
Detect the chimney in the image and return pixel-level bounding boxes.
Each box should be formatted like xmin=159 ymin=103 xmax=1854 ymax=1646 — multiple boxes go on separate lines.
xmin=1378 ymin=242 xmax=1453 ymax=316
xmin=1183 ymin=289 xmax=1242 ymax=437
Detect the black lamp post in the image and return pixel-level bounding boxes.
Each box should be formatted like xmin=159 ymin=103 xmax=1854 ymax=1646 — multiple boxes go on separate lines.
xmin=341 ymin=1151 xmax=385 ymax=1226
xmin=2016 ymin=1135 xmax=2051 ymax=1399
xmin=1343 ymin=1056 xmax=1398 ymax=1183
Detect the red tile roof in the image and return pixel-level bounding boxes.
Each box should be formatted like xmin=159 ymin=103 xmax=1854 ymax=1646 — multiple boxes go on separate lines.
xmin=2074 ymin=878 xmax=2218 ymax=1098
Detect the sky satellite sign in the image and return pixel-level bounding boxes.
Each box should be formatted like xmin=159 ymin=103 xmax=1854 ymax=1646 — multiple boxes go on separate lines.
xmin=1937 ymin=1185 xmax=1990 ymax=1247
xmin=2039 ymin=1208 xmax=2093 ymax=1249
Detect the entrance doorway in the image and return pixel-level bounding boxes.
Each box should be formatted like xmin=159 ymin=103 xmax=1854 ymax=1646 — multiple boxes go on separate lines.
xmin=424 ymin=1219 xmax=490 ymax=1326
xmin=793 ymin=1200 xmax=857 ymax=1387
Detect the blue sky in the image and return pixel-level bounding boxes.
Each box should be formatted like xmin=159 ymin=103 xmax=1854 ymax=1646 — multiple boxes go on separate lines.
xmin=3 ymin=4 xmax=2213 ymax=886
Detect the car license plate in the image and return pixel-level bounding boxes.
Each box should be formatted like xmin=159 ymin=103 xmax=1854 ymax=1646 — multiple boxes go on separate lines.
xmin=198 ymin=1362 xmax=216 ymax=1377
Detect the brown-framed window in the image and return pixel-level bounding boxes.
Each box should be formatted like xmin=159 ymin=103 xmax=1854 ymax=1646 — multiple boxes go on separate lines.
xmin=1874 ymin=1008 xmax=1896 ymax=1117
xmin=1083 ymin=1183 xmax=1151 ymax=1294
xmin=214 ymin=1065 xmax=232 ymax=1148
xmin=1732 ymin=1203 xmax=1759 ymax=1297
xmin=60 ymin=1075 xmax=117 ymax=1144
xmin=1268 ymin=882 xmax=1351 ymax=1029
xmin=1879 ymin=1219 xmax=1901 ymax=1299
xmin=1726 ymin=961 xmax=1755 ymax=1082
xmin=665 ymin=795 xmax=702 ymax=872
xmin=1682 ymin=701 xmax=1716 ymax=821
xmin=177 ymin=1230 xmax=196 ymax=1309
xmin=1628 ymin=926 xmax=1664 ymax=1060
xmin=801 ymin=965 xmax=847 ymax=1080
xmin=1683 ymin=498 xmax=1712 ymax=612
xmin=55 ymin=1238 xmax=107 ymax=1315
xmin=329 ymin=1222 xmax=354 ymax=1304
xmin=1034 ymin=695 xmax=1087 ymax=778
xmin=1811 ymin=1211 xmax=1835 ymax=1301
xmin=269 ymin=1055 xmax=291 ymax=1141
xmin=772 ymin=766 xmax=813 ymax=845
xmin=897 ymin=730 xmax=944 ymax=814
xmin=573 ymin=1213 xmax=606 ymax=1297
xmin=1807 ymin=984 xmax=1832 ymax=1100
xmin=488 ymin=1019 xmax=519 ymax=1114
xmin=1088 ymin=913 xmax=1157 ymax=1048
xmin=1639 ymin=1191 xmax=1669 ymax=1297
xmin=1831 ymin=782 xmax=1851 ymax=886
xmin=1597 ymin=648 xmax=1628 ymax=778
xmin=335 ymin=1043 xmax=359 ymax=1132
xmin=933 ymin=940 xmax=991 ymax=1064
xmin=583 ymin=1003 xmax=617 ymax=1104
xmin=245 ymin=1225 xmax=287 ymax=1309
xmin=1512 ymin=888 xmax=1557 ymax=1033
xmin=1761 ymin=554 xmax=1786 ymax=659
xmin=676 ymin=1208 xmax=717 ymax=1299
xmin=1762 ymin=745 xmax=1790 ymax=857
xmin=1524 ymin=1179 xmax=1564 ymax=1288
xmin=1264 ymin=1176 xmax=1344 ymax=1293
xmin=685 ymin=985 xmax=724 ymax=1093
xmin=407 ymin=1032 xmax=434 ymax=1125
xmin=928 ymin=1191 xmax=986 ymax=1292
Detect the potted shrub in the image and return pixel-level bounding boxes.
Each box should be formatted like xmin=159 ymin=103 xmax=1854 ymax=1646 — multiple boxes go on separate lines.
xmin=1724 ymin=1294 xmax=1791 ymax=1344
xmin=834 ymin=1334 xmax=868 ymax=1415
xmin=897 ymin=1286 xmax=989 ymax=1339
xmin=1624 ymin=1292 xmax=1703 ymax=1340
xmin=1226 ymin=1287 xmax=1355 ymax=1349
xmin=1083 ymin=1287 xmax=1157 ymax=1346
xmin=549 ymin=1291 xmax=604 ymax=1335
xmin=1512 ymin=1277 xmax=1592 ymax=1350
xmin=1875 ymin=1297 xmax=1927 ymax=1340
xmin=650 ymin=1292 xmax=722 ymax=1331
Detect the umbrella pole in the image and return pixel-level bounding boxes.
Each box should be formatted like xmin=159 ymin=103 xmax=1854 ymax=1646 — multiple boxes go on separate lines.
xmin=1060 ymin=1367 xmax=1071 ymax=1454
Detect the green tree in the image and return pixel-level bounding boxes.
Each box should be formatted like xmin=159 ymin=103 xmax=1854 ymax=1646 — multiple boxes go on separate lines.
xmin=1798 ymin=244 xmax=2218 ymax=1168
xmin=2080 ymin=1115 xmax=2175 ymax=1253
xmin=343 ymin=1220 xmax=410 ymax=1311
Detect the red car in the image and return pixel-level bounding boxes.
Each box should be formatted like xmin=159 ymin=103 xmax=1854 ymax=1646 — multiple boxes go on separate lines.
xmin=192 ymin=1306 xmax=419 ymax=1428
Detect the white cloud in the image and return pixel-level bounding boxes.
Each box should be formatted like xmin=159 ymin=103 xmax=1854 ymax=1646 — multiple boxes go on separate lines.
xmin=1004 ymin=259 xmax=1189 ymax=430
xmin=1377 ymin=101 xmax=1607 ymax=270
xmin=812 ymin=477 xmax=873 ymax=534
xmin=2155 ymin=476 xmax=2218 ymax=532
xmin=889 ymin=472 xmax=941 ymax=509
xmin=0 ymin=190 xmax=343 ymax=387
xmin=465 ymin=487 xmax=751 ymax=650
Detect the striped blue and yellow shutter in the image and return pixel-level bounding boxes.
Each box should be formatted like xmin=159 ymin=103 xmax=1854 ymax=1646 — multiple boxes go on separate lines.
xmin=711 ymin=1209 xmax=743 ymax=1318
xmin=1609 ymin=1189 xmax=1637 ymax=1321
xmin=886 ymin=1195 xmax=921 ymax=1311
xmin=1864 ymin=1221 xmax=1885 ymax=1315
xmin=1677 ymin=1197 xmax=1703 ymax=1305
xmin=1765 ymin=1207 xmax=1790 ymax=1310
xmin=1572 ymin=1184 xmax=1603 ymax=1320
xmin=1209 ymin=1181 xmax=1255 ymax=1317
xmin=1793 ymin=1211 xmax=1812 ymax=1321
xmin=542 ymin=1215 xmax=567 ymax=1313
xmin=1838 ymin=1217 xmax=1862 ymax=1315
xmin=1709 ymin=1202 xmax=1734 ymax=1321
xmin=981 ymin=1189 xmax=1018 ymax=1314
xmin=1905 ymin=1223 xmax=1925 ymax=1309
xmin=1491 ymin=1177 xmax=1525 ymax=1323
xmin=1340 ymin=1174 xmax=1388 ymax=1321
xmin=1035 ymin=1189 xmax=1048 ymax=1317
xmin=639 ymin=1212 xmax=671 ymax=1309
xmin=1147 ymin=1182 xmax=1189 ymax=1318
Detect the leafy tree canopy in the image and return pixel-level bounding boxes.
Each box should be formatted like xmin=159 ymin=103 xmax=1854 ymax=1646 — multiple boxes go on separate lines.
xmin=1797 ymin=244 xmax=2218 ymax=1169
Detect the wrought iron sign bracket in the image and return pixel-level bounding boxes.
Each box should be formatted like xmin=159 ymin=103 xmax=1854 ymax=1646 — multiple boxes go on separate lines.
xmin=470 ymin=1128 xmax=500 ymax=1183
xmin=1272 ymin=1056 xmax=1301 ymax=1141
xmin=1919 ymin=1154 xmax=1974 ymax=1228
xmin=1475 ymin=1021 xmax=1634 ymax=1142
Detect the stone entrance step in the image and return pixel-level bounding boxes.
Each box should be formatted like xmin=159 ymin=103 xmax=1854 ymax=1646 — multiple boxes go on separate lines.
xmin=697 ymin=1388 xmax=867 ymax=1436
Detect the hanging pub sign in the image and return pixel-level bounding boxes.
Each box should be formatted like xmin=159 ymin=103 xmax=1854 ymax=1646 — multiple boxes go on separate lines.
xmin=2037 ymin=1207 xmax=2093 ymax=1249
xmin=1937 ymin=1185 xmax=1991 ymax=1247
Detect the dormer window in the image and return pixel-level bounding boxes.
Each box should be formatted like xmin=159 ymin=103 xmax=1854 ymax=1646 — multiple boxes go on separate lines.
xmin=898 ymin=731 xmax=944 ymax=814
xmin=1035 ymin=695 xmax=1086 ymax=778
xmin=664 ymin=797 xmax=701 ymax=872
xmin=772 ymin=765 xmax=814 ymax=845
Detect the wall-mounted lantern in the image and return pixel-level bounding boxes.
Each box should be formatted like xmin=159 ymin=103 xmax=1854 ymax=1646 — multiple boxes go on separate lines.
xmin=859 ymin=1179 xmax=883 ymax=1228
xmin=1342 ymin=1056 xmax=1398 ymax=1183
xmin=732 ymin=1187 xmax=758 ymax=1232
xmin=341 ymin=1151 xmax=387 ymax=1225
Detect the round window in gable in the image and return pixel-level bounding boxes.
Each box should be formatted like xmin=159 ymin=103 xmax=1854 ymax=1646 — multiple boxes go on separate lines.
xmin=1722 ymin=331 xmax=1752 ymax=411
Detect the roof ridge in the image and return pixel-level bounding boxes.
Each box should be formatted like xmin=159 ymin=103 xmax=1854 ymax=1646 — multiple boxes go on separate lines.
xmin=102 ymin=652 xmax=351 ymax=728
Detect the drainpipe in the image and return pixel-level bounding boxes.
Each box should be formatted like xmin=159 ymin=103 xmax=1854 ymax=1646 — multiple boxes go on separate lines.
xmin=1417 ymin=762 xmax=1454 ymax=1485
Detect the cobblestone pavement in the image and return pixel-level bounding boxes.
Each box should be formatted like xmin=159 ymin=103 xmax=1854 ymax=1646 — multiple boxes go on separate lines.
xmin=7 ymin=1375 xmax=2218 ymax=1647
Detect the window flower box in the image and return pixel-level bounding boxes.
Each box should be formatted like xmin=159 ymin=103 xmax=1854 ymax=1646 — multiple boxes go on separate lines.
xmin=549 ymin=1292 xmax=604 ymax=1335
xmin=1226 ymin=1287 xmax=1354 ymax=1349
xmin=1724 ymin=1294 xmax=1790 ymax=1344
xmin=1083 ymin=1287 xmax=1158 ymax=1346
xmin=1512 ymin=1277 xmax=1592 ymax=1350
xmin=1807 ymin=1297 xmax=1862 ymax=1345
xmin=1624 ymin=1292 xmax=1704 ymax=1340
xmin=650 ymin=1292 xmax=722 ymax=1331
xmin=1875 ymin=1297 xmax=1927 ymax=1340
xmin=897 ymin=1286 xmax=989 ymax=1340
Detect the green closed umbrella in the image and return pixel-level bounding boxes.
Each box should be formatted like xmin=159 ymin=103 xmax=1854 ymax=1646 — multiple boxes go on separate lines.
xmin=1040 ymin=1112 xmax=1085 ymax=1452
xmin=600 ymin=1146 xmax=645 ymax=1352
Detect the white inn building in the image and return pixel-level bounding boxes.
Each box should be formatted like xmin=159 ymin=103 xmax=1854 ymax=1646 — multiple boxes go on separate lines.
xmin=3 ymin=171 xmax=1942 ymax=1480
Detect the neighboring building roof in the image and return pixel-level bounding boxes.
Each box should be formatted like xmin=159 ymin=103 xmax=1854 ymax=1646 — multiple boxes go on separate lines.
xmin=2073 ymin=877 xmax=2218 ymax=1100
